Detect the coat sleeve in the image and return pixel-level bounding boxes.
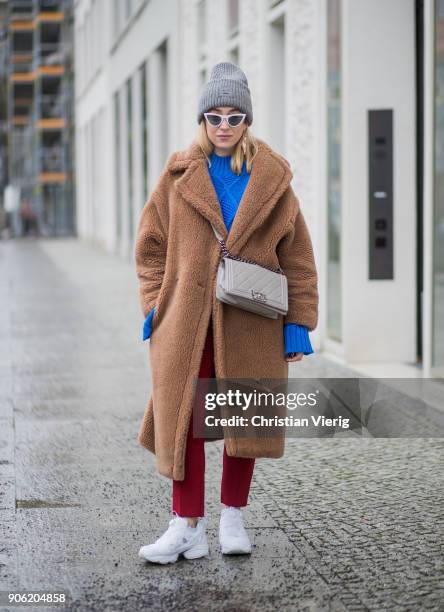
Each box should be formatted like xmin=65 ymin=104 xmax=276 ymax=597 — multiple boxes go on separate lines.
xmin=276 ymin=188 xmax=319 ymax=332
xmin=134 ymin=188 xmax=168 ymax=319
xmin=142 ymin=306 xmax=156 ymax=341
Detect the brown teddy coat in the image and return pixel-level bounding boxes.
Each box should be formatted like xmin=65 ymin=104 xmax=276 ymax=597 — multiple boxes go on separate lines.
xmin=134 ymin=136 xmax=319 ymax=481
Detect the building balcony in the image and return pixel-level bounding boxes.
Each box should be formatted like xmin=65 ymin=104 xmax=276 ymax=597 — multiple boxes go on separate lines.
xmin=10 ymin=70 xmax=36 ymax=82
xmin=38 ymin=172 xmax=68 ymax=184
xmin=12 ymin=116 xmax=30 ymax=126
xmin=34 ymin=11 xmax=64 ymax=25
xmin=14 ymin=97 xmax=34 ymax=106
xmin=9 ymin=20 xmax=35 ymax=31
xmin=36 ymin=64 xmax=65 ymax=77
xmin=36 ymin=117 xmax=65 ymax=129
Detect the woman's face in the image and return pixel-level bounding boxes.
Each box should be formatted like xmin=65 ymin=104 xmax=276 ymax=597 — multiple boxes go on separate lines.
xmin=205 ymin=106 xmax=247 ymax=156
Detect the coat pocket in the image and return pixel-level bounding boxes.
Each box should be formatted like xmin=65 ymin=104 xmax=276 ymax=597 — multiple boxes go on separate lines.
xmin=150 ymin=276 xmax=179 ymax=335
xmin=150 ymin=298 xmax=163 ymax=335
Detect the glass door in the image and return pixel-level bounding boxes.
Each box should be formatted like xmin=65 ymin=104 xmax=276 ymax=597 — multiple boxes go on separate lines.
xmin=432 ymin=0 xmax=444 ymax=372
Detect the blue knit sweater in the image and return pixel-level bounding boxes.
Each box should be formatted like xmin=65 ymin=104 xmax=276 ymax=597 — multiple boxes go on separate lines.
xmin=142 ymin=151 xmax=314 ymax=357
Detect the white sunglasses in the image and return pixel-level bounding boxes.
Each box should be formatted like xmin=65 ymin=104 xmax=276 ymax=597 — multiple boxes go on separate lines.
xmin=204 ymin=112 xmax=246 ymax=128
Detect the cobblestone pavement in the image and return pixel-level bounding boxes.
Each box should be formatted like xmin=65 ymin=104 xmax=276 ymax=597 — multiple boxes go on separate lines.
xmin=0 ymin=238 xmax=443 ymax=612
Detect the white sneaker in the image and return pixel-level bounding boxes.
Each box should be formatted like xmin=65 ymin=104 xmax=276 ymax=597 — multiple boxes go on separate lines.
xmin=138 ymin=513 xmax=209 ymax=564
xmin=219 ymin=506 xmax=252 ymax=554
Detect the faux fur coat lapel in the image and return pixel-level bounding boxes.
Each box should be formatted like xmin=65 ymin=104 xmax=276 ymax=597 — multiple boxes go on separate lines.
xmin=168 ymin=137 xmax=294 ymax=253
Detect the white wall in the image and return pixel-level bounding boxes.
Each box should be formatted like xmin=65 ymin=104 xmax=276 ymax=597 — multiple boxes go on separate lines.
xmin=341 ymin=0 xmax=416 ymax=363
xmin=74 ymin=0 xmax=179 ymax=255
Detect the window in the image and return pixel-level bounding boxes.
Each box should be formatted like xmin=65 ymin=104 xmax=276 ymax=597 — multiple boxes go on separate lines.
xmin=269 ymin=12 xmax=285 ymax=153
xmin=114 ymin=92 xmax=122 ymax=244
xmin=228 ymin=0 xmax=239 ymax=36
xmin=112 ymin=0 xmax=120 ymax=40
xmin=113 ymin=0 xmax=125 ymax=40
xmin=197 ymin=0 xmax=207 ymax=59
xmin=326 ymin=0 xmax=342 ymax=342
xmin=126 ymin=78 xmax=134 ymax=242
xmin=140 ymin=62 xmax=149 ymax=203
xmin=125 ymin=0 xmax=133 ymax=21
xmin=432 ymin=0 xmax=444 ymax=367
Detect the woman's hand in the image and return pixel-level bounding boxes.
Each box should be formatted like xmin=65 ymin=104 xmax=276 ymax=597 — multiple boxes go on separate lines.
xmin=285 ymin=352 xmax=304 ymax=362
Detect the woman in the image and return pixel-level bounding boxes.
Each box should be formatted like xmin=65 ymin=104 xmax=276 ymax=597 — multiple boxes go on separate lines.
xmin=135 ymin=62 xmax=319 ymax=564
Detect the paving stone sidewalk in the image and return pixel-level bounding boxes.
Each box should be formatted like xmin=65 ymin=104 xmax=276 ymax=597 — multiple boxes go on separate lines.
xmin=0 ymin=238 xmax=443 ymax=612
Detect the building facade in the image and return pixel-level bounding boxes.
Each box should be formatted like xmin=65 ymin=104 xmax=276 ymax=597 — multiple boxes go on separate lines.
xmin=74 ymin=0 xmax=444 ymax=379
xmin=1 ymin=0 xmax=74 ymax=236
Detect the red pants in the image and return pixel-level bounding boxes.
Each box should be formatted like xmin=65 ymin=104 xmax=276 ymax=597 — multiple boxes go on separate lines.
xmin=172 ymin=317 xmax=255 ymax=517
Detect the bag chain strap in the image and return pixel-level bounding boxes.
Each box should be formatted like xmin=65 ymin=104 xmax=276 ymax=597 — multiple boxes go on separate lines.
xmin=216 ymin=238 xmax=284 ymax=275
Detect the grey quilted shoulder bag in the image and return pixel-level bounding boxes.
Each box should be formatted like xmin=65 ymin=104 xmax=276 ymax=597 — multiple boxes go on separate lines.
xmin=210 ymin=223 xmax=288 ymax=319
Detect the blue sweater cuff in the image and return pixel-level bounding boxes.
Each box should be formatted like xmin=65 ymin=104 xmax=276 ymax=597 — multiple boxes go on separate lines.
xmin=284 ymin=323 xmax=314 ymax=356
xmin=142 ymin=307 xmax=156 ymax=341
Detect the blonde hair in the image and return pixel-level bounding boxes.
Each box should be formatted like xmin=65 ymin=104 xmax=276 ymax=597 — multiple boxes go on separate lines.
xmin=195 ymin=120 xmax=259 ymax=175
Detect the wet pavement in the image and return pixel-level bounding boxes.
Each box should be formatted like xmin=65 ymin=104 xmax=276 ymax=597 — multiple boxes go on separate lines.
xmin=0 ymin=238 xmax=443 ymax=612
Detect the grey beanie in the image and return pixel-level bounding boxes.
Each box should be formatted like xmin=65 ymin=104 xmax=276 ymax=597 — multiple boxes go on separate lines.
xmin=197 ymin=61 xmax=253 ymax=125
